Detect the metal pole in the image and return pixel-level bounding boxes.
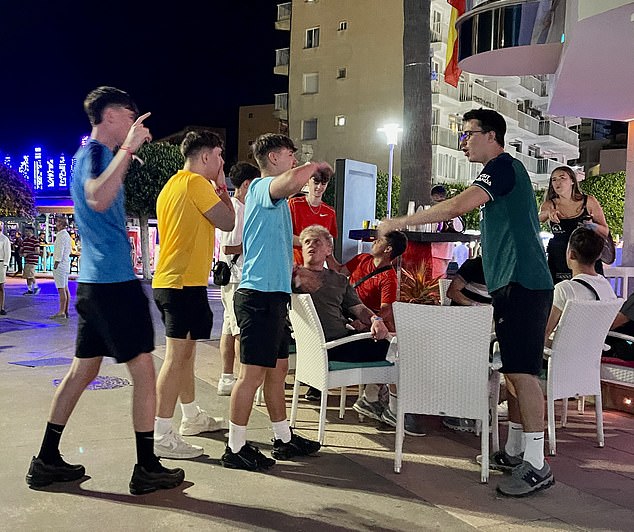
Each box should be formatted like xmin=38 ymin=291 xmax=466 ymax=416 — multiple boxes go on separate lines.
xmin=387 ymin=143 xmax=395 ymax=219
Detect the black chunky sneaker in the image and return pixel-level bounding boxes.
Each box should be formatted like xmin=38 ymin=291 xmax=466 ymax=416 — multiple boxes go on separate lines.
xmin=220 ymin=443 xmax=276 ymax=471
xmin=26 ymin=456 xmax=86 ymax=488
xmin=271 ymin=430 xmax=321 ymax=460
xmin=129 ymin=461 xmax=185 ymax=495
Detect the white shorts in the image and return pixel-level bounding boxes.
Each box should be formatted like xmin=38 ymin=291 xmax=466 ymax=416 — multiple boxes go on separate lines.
xmin=0 ymin=264 xmax=6 ymax=284
xmin=220 ymin=282 xmax=240 ymax=336
xmin=53 ymin=265 xmax=69 ymax=289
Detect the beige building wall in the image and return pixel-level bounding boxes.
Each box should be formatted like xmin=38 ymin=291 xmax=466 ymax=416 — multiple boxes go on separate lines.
xmin=288 ymin=0 xmax=404 ymax=173
xmin=237 ymin=104 xmax=281 ymax=162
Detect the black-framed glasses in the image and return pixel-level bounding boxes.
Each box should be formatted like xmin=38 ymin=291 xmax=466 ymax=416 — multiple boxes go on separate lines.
xmin=459 ymin=130 xmax=487 ymax=142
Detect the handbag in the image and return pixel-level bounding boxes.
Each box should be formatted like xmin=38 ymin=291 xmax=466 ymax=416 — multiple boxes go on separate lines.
xmin=212 ymin=254 xmax=240 ymax=286
xmin=600 ymin=231 xmax=616 ymax=265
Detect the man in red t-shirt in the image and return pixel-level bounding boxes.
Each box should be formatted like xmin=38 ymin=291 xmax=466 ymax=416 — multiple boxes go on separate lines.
xmin=325 ymin=230 xmax=427 ymax=435
xmin=327 ymin=230 xmax=407 ymax=331
xmin=289 ymin=173 xmax=337 ymax=265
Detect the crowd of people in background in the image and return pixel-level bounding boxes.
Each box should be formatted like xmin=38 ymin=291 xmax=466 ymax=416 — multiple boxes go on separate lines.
xmin=10 ymin=86 xmax=626 ymax=502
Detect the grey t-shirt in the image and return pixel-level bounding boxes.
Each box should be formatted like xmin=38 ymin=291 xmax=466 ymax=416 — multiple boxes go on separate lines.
xmin=300 ymin=268 xmax=363 ymax=341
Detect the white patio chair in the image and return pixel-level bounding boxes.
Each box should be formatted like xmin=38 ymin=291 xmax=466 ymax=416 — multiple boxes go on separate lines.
xmin=392 ymin=302 xmax=494 ymax=482
xmin=544 ymin=298 xmax=622 ymax=456
xmin=438 ymin=278 xmax=452 ymax=306
xmin=288 ymin=294 xmax=398 ymax=445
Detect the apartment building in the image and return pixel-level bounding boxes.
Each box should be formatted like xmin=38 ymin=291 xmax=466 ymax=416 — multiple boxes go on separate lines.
xmin=237 ymin=104 xmax=285 ymax=162
xmin=273 ymin=0 xmax=580 ymax=187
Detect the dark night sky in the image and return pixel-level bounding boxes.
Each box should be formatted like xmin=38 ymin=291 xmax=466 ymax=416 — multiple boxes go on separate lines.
xmin=0 ymin=1 xmax=288 ymax=163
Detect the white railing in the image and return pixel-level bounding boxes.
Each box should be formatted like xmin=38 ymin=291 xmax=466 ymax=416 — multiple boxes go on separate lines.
xmin=431 ymin=125 xmax=460 ymax=150
xmin=275 ymin=48 xmax=290 ymax=67
xmin=471 ymin=82 xmax=497 ymax=110
xmin=519 ymin=75 xmax=548 ymax=97
xmin=274 ymin=93 xmax=288 ymax=111
xmin=277 ymin=2 xmax=291 ymax=22
xmin=539 ymin=120 xmax=578 ymax=146
xmin=497 ymin=93 xmax=518 ymax=121
xmin=431 ymin=73 xmax=460 ymax=100
xmin=518 ymin=111 xmax=540 ymax=135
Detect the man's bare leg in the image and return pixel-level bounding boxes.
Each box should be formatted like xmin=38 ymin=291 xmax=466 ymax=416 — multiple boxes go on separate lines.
xmin=263 ymin=358 xmax=289 ymax=423
xmin=156 ymin=337 xmax=196 ymax=419
xmin=49 ymin=357 xmax=102 ymax=425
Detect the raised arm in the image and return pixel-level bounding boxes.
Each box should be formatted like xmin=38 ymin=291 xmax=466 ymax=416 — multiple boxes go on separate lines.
xmin=85 ymin=112 xmax=152 ymax=212
xmin=269 ymin=161 xmax=333 ymax=200
xmin=378 ymin=186 xmax=488 ymax=237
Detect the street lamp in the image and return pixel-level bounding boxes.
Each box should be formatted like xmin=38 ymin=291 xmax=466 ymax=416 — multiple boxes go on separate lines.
xmin=377 ymin=123 xmax=402 ymax=219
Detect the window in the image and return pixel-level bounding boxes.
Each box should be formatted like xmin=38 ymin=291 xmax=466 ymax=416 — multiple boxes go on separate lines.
xmin=337 ymin=67 xmax=347 ymax=79
xmin=334 ymin=115 xmax=346 ymax=127
xmin=302 ymin=119 xmax=318 ymax=140
xmin=338 ymin=20 xmax=348 ymax=31
xmin=305 ymin=27 xmax=320 ymax=48
xmin=302 ymin=73 xmax=319 ymax=94
xmin=248 ymin=113 xmax=254 ymax=118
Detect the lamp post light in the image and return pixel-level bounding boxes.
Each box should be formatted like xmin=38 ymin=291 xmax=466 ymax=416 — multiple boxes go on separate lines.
xmin=377 ymin=123 xmax=402 ymax=219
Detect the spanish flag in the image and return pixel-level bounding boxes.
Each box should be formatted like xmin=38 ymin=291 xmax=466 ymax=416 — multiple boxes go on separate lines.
xmin=444 ymin=0 xmax=466 ymax=87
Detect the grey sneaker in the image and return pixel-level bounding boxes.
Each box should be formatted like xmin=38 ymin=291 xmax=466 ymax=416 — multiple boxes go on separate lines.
xmin=154 ymin=430 xmax=204 ymax=459
xmin=179 ymin=410 xmax=227 ymax=436
xmin=443 ymin=417 xmax=477 ymax=433
xmin=352 ymin=397 xmax=384 ymax=421
xmin=496 ymin=460 xmax=554 ymax=497
xmin=476 ymin=449 xmax=523 ymax=473
xmin=404 ymin=413 xmax=426 ymax=436
xmin=380 ymin=406 xmax=397 ymax=427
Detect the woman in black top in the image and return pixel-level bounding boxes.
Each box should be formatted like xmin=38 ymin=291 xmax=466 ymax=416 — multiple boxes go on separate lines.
xmin=539 ymin=166 xmax=609 ymax=283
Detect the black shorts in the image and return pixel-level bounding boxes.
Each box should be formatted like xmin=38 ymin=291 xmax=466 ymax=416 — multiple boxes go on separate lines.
xmin=234 ymin=289 xmax=290 ymax=368
xmin=75 ymin=280 xmax=154 ymax=363
xmin=491 ymin=283 xmax=553 ymax=375
xmin=153 ymin=286 xmax=213 ymax=340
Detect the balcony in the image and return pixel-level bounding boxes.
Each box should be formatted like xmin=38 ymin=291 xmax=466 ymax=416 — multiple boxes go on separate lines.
xmin=274 ymin=92 xmax=288 ymax=120
xmin=431 ymin=73 xmax=460 ymax=101
xmin=275 ymin=3 xmax=291 ymax=31
xmin=431 ymin=125 xmax=460 ymax=151
xmin=539 ymin=119 xmax=578 ymax=146
xmin=274 ymin=48 xmax=289 ymax=76
xmin=430 ymin=21 xmax=443 ymax=43
xmin=519 ymin=75 xmax=548 ymax=97
xmin=456 ymin=0 xmax=566 ymax=76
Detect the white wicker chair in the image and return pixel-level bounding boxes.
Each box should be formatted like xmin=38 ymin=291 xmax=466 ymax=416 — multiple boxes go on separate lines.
xmin=544 ymin=298 xmax=622 ymax=455
xmin=392 ymin=302 xmax=494 ymax=482
xmin=288 ymin=294 xmax=398 ymax=445
xmin=438 ymin=278 xmax=452 ymax=306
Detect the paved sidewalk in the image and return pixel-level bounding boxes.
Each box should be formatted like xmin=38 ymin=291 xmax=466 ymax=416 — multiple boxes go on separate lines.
xmin=1 ymin=276 xmax=633 ymax=531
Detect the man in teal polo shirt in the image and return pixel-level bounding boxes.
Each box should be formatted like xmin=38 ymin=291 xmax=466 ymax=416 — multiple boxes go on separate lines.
xmin=379 ymin=108 xmax=554 ymax=497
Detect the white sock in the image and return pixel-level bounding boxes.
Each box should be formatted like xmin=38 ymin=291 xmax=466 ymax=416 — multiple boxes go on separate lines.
xmin=180 ymin=401 xmax=200 ymax=420
xmin=271 ymin=419 xmax=292 ymax=443
xmin=221 ymin=373 xmax=235 ymax=380
xmin=154 ymin=416 xmax=173 ymax=436
xmin=228 ymin=422 xmax=247 ymax=453
xmin=388 ymin=392 xmax=398 ymax=413
xmin=364 ymin=384 xmax=380 ymax=403
xmin=504 ymin=421 xmax=524 ymax=457
xmin=522 ymin=431 xmax=545 ymax=469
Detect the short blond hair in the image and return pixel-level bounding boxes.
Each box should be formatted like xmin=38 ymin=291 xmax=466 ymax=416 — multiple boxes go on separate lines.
xmin=299 ymin=224 xmax=333 ymax=248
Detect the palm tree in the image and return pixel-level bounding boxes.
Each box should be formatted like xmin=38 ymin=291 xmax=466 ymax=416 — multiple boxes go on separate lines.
xmin=401 ymin=0 xmax=432 ymax=213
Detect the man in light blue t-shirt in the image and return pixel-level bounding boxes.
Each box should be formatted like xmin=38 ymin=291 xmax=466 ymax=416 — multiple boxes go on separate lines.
xmin=220 ymin=133 xmax=333 ymax=471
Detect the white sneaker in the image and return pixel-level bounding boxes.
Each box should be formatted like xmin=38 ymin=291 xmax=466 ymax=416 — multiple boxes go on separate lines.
xmin=179 ymin=410 xmax=228 ymax=436
xmin=154 ymin=430 xmax=204 ymax=459
xmin=497 ymin=401 xmax=509 ymax=421
xmin=217 ymin=376 xmax=236 ymax=396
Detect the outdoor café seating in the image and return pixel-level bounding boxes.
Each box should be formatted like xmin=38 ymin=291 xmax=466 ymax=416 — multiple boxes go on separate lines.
xmin=392 ymin=302 xmax=494 ymax=482
xmin=288 ymin=293 xmax=398 ymax=445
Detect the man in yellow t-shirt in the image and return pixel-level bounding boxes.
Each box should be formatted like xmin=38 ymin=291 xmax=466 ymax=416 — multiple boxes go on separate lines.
xmin=152 ymin=130 xmax=235 ymax=460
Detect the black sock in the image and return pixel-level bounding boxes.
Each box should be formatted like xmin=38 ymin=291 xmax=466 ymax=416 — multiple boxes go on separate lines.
xmin=135 ymin=430 xmax=157 ymax=469
xmin=37 ymin=422 xmax=65 ymax=463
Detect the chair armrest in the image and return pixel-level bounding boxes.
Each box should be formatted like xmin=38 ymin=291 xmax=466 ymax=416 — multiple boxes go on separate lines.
xmin=325 ymin=332 xmax=373 ymax=349
xmin=607 ymin=331 xmax=634 ymax=342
